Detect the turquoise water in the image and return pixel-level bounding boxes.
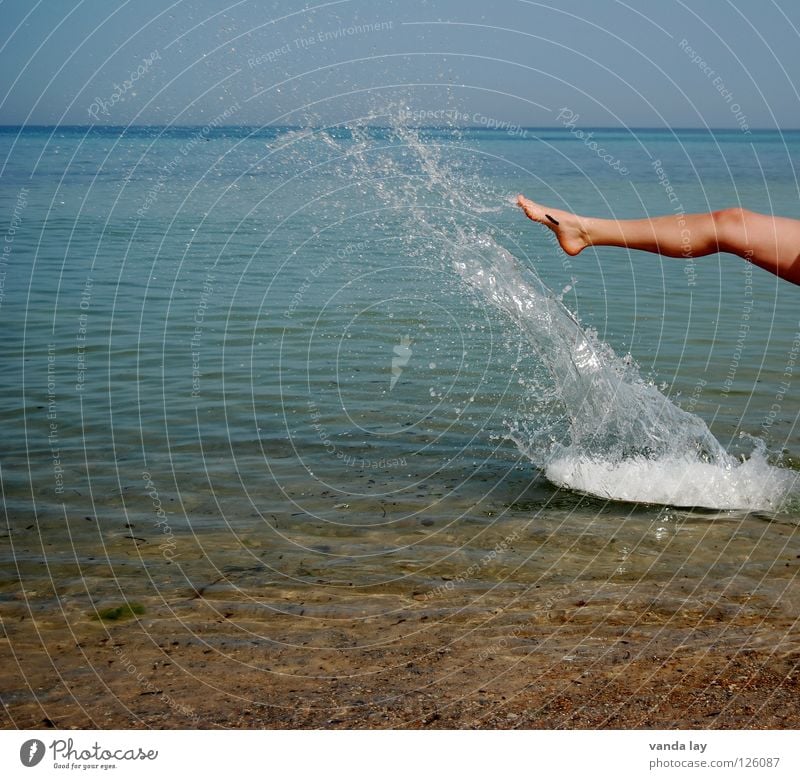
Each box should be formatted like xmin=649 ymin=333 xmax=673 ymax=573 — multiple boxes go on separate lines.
xmin=2 ymin=125 xmax=800 ymax=629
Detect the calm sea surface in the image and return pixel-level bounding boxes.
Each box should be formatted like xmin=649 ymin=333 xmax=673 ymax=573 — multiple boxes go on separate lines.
xmin=1 ymin=126 xmax=799 ymax=643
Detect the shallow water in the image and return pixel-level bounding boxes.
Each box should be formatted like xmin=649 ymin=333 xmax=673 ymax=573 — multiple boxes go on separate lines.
xmin=1 ymin=124 xmax=799 ymax=651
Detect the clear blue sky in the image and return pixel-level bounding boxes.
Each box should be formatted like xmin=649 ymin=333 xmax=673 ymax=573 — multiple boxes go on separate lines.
xmin=1 ymin=0 xmax=798 ymax=128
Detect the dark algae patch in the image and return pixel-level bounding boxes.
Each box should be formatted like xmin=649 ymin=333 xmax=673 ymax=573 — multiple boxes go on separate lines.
xmin=93 ymin=603 xmax=145 ymax=621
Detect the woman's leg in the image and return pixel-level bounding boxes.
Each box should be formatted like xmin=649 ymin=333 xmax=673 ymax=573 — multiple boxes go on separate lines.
xmin=517 ymin=195 xmax=800 ymax=285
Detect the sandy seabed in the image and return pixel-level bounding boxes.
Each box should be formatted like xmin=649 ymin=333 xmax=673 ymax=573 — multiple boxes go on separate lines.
xmin=2 ymin=578 xmax=798 ymax=729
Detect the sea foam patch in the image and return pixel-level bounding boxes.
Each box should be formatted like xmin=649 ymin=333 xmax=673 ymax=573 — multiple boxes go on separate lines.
xmin=544 ymin=450 xmax=798 ymax=510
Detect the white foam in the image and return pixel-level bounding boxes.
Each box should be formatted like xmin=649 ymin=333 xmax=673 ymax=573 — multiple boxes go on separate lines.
xmin=545 ymin=451 xmax=799 ymax=511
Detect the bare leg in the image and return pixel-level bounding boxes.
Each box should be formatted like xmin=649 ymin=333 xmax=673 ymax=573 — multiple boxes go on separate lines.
xmin=517 ymin=195 xmax=800 ymax=286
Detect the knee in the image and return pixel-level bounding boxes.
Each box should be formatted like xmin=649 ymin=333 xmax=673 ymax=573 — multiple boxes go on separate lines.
xmin=712 ymin=207 xmax=749 ymax=247
xmin=712 ymin=207 xmax=748 ymax=232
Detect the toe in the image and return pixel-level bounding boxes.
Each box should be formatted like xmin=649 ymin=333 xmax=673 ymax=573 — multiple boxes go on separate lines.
xmin=518 ymin=200 xmax=540 ymax=222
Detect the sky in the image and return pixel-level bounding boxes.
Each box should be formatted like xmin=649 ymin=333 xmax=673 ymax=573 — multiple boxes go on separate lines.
xmin=0 ymin=0 xmax=798 ymax=128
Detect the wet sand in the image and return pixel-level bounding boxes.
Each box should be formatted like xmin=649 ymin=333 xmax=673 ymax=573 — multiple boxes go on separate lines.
xmin=2 ymin=574 xmax=799 ymax=729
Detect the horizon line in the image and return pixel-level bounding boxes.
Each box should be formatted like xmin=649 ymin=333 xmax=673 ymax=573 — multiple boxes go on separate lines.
xmin=1 ymin=123 xmax=799 ymax=132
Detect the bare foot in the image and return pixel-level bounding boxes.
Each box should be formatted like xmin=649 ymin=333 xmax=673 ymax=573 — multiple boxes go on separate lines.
xmin=516 ymin=195 xmax=589 ymax=256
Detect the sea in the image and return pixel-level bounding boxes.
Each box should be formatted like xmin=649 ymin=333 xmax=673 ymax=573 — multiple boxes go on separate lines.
xmin=1 ymin=123 xmax=799 ymax=658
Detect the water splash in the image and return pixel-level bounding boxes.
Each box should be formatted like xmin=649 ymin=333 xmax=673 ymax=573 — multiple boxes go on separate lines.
xmin=314 ymin=119 xmax=797 ymax=511
xmin=456 ymin=238 xmax=796 ymax=510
